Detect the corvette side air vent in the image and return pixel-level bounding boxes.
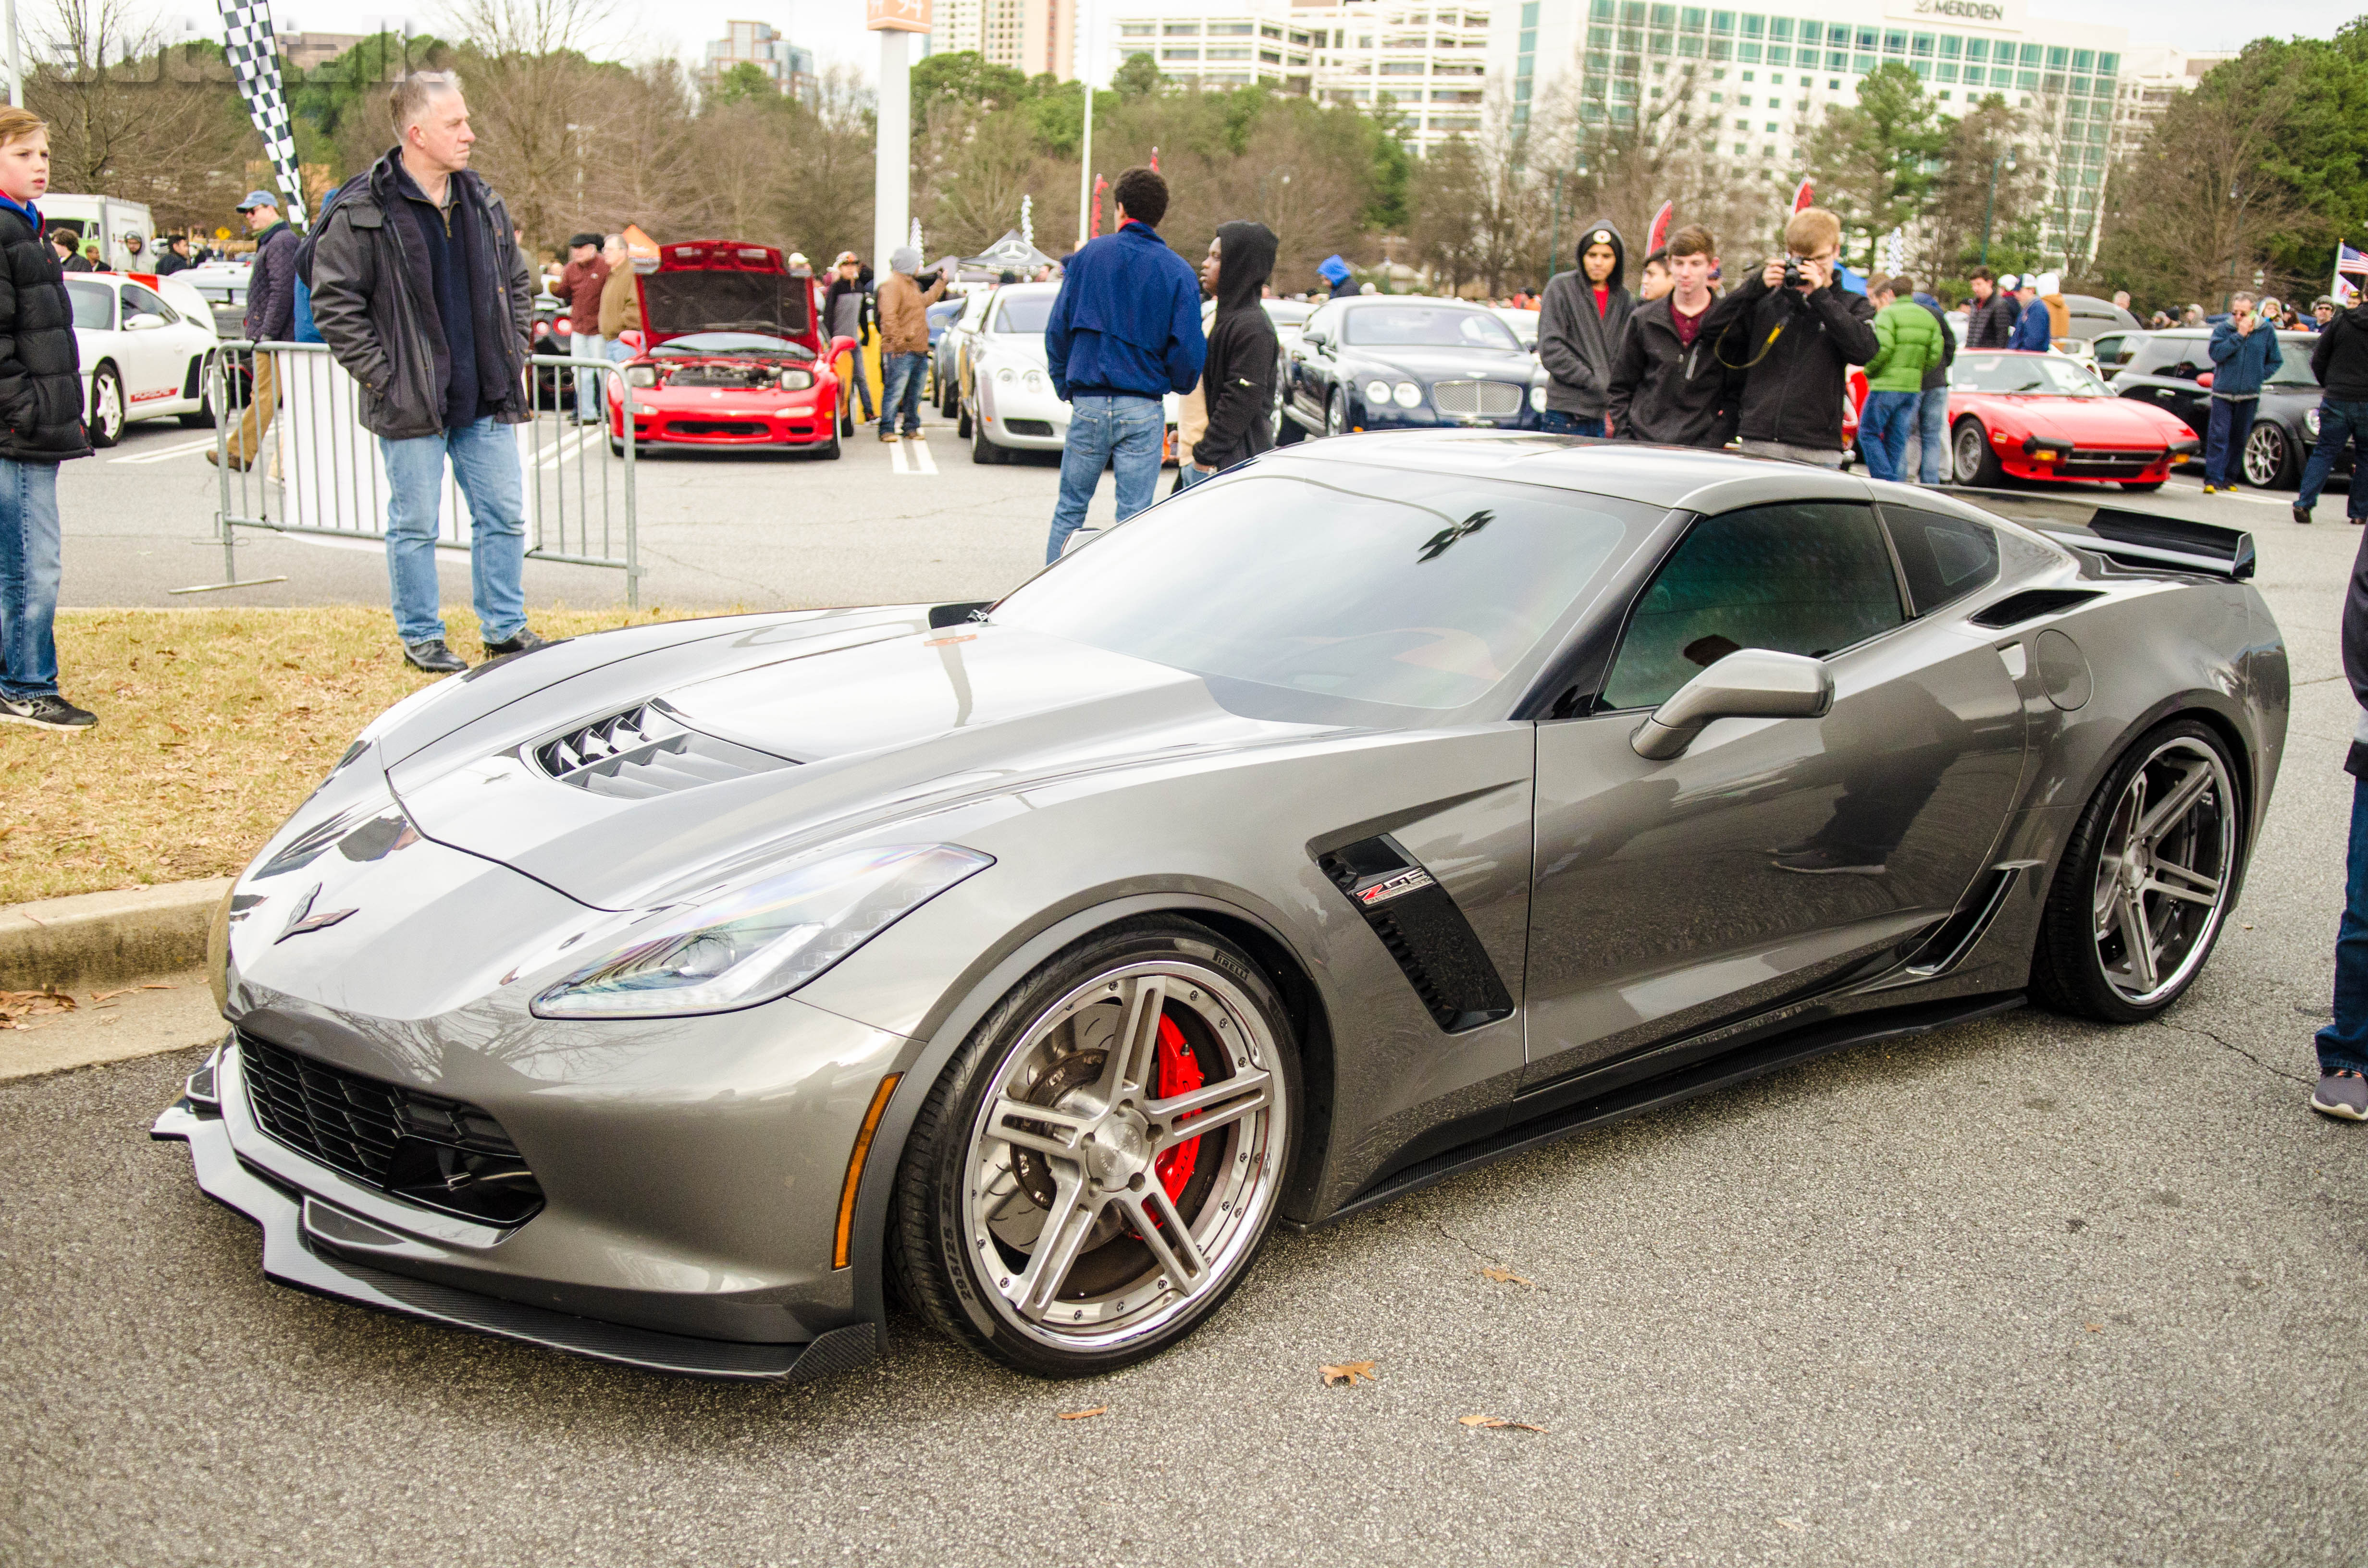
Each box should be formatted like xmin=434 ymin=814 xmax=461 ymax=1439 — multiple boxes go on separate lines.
xmin=529 ymin=701 xmax=794 ymax=799
xmin=1319 ymin=835 xmax=1513 ymax=1034
xmin=1968 ymin=588 xmax=2103 ymax=629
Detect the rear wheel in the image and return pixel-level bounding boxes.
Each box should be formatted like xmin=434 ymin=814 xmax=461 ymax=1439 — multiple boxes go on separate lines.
xmin=87 ymin=363 xmax=124 ymax=448
xmin=2031 ymin=720 xmax=2244 ymax=1023
xmin=891 ymin=917 xmax=1298 ymax=1377
xmin=1952 ymin=418 xmax=2002 ymax=486
xmin=2244 ymin=421 xmax=2295 ymax=488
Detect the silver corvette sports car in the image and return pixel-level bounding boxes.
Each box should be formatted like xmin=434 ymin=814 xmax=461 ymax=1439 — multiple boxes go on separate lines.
xmin=155 ymin=435 xmax=2286 ymax=1382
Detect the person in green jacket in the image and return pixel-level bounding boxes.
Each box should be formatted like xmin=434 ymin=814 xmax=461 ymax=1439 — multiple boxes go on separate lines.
xmin=1858 ymin=275 xmax=1944 ymax=482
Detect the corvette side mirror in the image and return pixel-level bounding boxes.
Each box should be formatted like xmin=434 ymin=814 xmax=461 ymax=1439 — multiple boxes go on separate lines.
xmin=1631 ymin=649 xmax=1834 ymax=760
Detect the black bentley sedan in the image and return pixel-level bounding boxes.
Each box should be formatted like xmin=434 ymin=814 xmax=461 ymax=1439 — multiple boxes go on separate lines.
xmin=1280 ymin=296 xmax=1547 ymax=441
xmin=2097 ymin=327 xmax=2343 ymax=490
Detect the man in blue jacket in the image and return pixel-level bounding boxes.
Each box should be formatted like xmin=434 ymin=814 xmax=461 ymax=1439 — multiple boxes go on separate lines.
xmin=2203 ymin=292 xmax=2283 ymax=494
xmin=1042 ymin=165 xmax=1205 ymax=562
xmin=2008 ymin=271 xmax=2055 ymax=351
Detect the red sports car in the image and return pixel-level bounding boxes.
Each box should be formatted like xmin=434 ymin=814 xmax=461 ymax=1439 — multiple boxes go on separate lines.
xmin=1942 ymin=351 xmax=2199 ymax=491
xmin=608 ymin=241 xmax=853 ymax=457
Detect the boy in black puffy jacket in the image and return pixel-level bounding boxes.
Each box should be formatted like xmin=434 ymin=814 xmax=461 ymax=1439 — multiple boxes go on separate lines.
xmin=0 ymin=107 xmax=94 ymax=731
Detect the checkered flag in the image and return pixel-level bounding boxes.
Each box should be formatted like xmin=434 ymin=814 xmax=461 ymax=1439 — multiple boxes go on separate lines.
xmin=217 ymin=0 xmax=305 ymax=229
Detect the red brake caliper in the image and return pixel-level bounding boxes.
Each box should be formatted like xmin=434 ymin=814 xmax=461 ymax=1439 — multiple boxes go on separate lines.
xmin=1152 ymin=1014 xmax=1202 ymax=1201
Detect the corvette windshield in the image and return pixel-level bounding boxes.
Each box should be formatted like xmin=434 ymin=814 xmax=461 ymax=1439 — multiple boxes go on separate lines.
xmin=1344 ymin=306 xmax=1521 ymax=351
xmin=653 ymin=332 xmax=814 ymax=359
xmin=991 ymin=468 xmax=1653 ymax=710
xmin=1951 ymin=354 xmax=2110 ymax=396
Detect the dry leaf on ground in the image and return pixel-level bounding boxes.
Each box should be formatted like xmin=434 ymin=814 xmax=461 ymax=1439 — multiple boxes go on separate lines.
xmin=1320 ymin=1360 xmax=1378 ymax=1387
xmin=2 ymin=990 xmax=76 ymax=1029
xmin=1458 ymin=1414 xmax=1548 ymax=1432
xmin=91 ymin=987 xmax=134 ymax=1004
xmin=1056 ymin=1406 xmax=1108 ymax=1421
xmin=1480 ymin=1265 xmax=1534 ymax=1286
xmin=1775 ymin=1517 xmax=1805 ymax=1531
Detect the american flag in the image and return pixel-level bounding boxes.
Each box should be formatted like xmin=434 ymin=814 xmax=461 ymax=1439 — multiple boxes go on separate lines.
xmin=216 ymin=0 xmax=305 ymax=228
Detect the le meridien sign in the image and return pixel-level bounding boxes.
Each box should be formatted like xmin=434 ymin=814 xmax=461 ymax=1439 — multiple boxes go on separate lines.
xmin=1884 ymin=0 xmax=2024 ymax=31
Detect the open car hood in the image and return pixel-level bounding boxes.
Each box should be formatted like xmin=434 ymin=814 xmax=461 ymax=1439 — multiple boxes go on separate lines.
xmin=637 ymin=240 xmax=814 ymax=349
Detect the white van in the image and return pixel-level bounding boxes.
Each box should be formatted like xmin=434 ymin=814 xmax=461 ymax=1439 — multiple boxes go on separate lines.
xmin=39 ymin=194 xmax=155 ymax=272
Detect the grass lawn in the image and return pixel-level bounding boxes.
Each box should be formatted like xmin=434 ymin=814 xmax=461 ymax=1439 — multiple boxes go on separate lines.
xmin=1 ymin=605 xmax=712 ymax=906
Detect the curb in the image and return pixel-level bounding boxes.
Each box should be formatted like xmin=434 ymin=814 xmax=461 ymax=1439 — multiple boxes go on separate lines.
xmin=1 ymin=878 xmax=231 ymax=992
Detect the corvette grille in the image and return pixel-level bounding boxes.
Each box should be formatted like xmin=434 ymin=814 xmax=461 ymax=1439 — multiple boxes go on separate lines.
xmin=530 ymin=701 xmax=794 ymax=799
xmin=238 ymin=1034 xmax=544 ymax=1225
xmin=1431 ymin=380 xmax=1525 ymax=418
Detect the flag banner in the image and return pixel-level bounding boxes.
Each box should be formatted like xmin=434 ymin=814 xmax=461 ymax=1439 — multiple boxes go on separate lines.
xmin=1790 ymin=178 xmax=1814 ymax=215
xmin=1646 ymin=200 xmax=1673 ymax=257
xmin=2337 ymin=241 xmax=2368 ymax=277
xmin=1089 ymin=174 xmax=1106 ymax=240
xmin=218 ymin=0 xmax=305 ymax=228
xmin=2339 ymin=274 xmax=2361 ymax=307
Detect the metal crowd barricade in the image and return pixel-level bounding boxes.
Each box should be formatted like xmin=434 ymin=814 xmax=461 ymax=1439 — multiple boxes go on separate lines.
xmin=176 ymin=342 xmax=642 ymax=607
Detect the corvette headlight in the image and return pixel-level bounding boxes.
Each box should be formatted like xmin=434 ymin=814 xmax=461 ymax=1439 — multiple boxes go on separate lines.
xmin=778 ymin=368 xmax=814 ymax=391
xmin=624 ymin=366 xmax=656 ymax=388
xmin=530 ymin=845 xmax=992 ymax=1019
xmin=1393 ymin=381 xmax=1422 ymax=409
xmin=1363 ymin=378 xmax=1391 ymax=405
xmin=2307 ymin=407 xmax=2322 ymax=438
xmin=1530 ymin=385 xmax=1547 ymax=412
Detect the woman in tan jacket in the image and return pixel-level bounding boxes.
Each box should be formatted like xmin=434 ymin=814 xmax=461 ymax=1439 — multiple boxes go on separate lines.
xmin=596 ymin=234 xmax=639 ymax=361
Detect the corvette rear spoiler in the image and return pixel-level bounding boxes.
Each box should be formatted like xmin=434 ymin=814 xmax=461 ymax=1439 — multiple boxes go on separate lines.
xmin=1933 ymin=487 xmax=2256 ymax=582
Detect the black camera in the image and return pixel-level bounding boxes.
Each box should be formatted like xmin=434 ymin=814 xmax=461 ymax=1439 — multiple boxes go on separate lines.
xmin=1782 ymin=257 xmax=1804 ymax=289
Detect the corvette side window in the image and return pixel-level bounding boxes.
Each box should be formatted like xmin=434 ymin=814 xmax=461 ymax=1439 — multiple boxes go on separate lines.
xmin=1882 ymin=507 xmax=1998 ymax=616
xmin=1599 ymin=502 xmax=1904 ymax=711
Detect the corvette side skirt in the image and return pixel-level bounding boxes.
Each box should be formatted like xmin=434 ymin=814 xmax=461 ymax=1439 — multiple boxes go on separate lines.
xmin=1301 ymin=991 xmax=2025 ymax=1229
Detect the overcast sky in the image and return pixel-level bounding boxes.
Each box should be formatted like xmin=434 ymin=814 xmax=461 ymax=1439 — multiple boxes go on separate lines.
xmin=177 ymin=0 xmax=2353 ymax=82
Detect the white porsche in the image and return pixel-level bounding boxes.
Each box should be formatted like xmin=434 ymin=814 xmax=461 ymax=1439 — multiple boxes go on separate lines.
xmin=65 ymin=271 xmax=221 ymax=447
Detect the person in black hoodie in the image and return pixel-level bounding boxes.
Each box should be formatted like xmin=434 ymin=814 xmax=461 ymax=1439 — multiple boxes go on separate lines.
xmin=1537 ymin=220 xmax=1631 ymax=436
xmin=0 ymin=108 xmax=94 ymax=731
xmin=1706 ymin=205 xmax=1877 ymax=466
xmin=1605 ymin=223 xmax=1738 ymax=448
xmin=2296 ymin=298 xmax=2368 ymax=525
xmin=1184 ymin=220 xmax=1278 ymax=487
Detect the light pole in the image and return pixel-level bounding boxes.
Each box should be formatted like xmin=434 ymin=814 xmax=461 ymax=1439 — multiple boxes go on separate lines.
xmin=2224 ymin=184 xmax=2243 ymax=314
xmin=1979 ymin=147 xmax=2016 ymax=266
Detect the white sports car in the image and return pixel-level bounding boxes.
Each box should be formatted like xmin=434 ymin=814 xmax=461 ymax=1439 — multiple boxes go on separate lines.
xmin=66 ymin=271 xmax=221 ymax=447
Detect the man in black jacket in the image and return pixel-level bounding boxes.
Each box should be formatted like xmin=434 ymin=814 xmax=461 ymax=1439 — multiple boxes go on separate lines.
xmin=1963 ymin=266 xmax=2018 ymax=349
xmin=824 ymin=251 xmax=878 ymax=425
xmin=1183 ymin=220 xmax=1277 ymax=487
xmin=2314 ymin=524 xmax=2368 ymax=1119
xmin=1605 ymin=223 xmax=1738 ymax=448
xmin=308 ymin=71 xmax=543 ymax=674
xmin=214 ymin=191 xmax=297 ymax=472
xmin=0 ymin=108 xmax=94 ymax=730
xmin=1538 ymin=220 xmax=1631 ymax=435
xmin=2296 ymin=298 xmax=2368 ymax=526
xmin=1708 ymin=206 xmax=1877 ymax=467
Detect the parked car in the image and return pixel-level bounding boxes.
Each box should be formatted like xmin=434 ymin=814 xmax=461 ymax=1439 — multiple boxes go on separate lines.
xmin=158 ymin=436 xmax=2284 ymax=1383
xmin=2101 ymin=328 xmax=2337 ymax=488
xmin=1264 ymin=298 xmax=1316 ymax=447
xmin=176 ymin=259 xmax=251 ymax=340
xmin=604 ymin=240 xmax=853 ymax=458
xmin=1281 ymin=296 xmax=1546 ymax=439
xmin=937 ymin=287 xmax=995 ymax=418
xmin=66 ymin=270 xmax=221 ymax=446
xmin=962 ymin=283 xmax=1065 ymax=464
xmin=922 ymin=294 xmax=965 ymax=404
xmin=1490 ymin=305 xmax=1541 ymax=352
xmin=1942 ymin=351 xmax=2200 ymax=491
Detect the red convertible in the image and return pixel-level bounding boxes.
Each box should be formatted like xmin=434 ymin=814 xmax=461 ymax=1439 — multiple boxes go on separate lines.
xmin=1942 ymin=351 xmax=2198 ymax=491
xmin=607 ymin=241 xmax=853 ymax=457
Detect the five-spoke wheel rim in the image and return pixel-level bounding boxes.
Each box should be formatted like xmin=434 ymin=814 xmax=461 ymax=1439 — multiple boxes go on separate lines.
xmin=95 ymin=372 xmax=122 ymax=441
xmin=962 ymin=960 xmax=1285 ymax=1351
xmin=2243 ymin=424 xmax=2285 ymax=487
xmin=2090 ymin=735 xmax=2237 ymax=1006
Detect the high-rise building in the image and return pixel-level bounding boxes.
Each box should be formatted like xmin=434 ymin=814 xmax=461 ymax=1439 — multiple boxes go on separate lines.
xmin=703 ymin=20 xmax=818 ymax=103
xmin=2107 ymin=44 xmax=2232 ymax=165
xmin=938 ymin=0 xmax=1078 ymax=78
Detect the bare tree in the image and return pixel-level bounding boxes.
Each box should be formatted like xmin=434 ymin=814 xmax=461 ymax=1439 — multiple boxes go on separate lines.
xmin=2097 ymin=72 xmax=2306 ymax=312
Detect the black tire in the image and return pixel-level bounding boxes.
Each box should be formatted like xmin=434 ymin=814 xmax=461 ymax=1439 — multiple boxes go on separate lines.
xmin=889 ymin=916 xmax=1300 ymax=1378
xmin=971 ymin=416 xmax=1003 ymax=464
xmin=2243 ymin=421 xmax=2296 ymax=489
xmin=2030 ymin=719 xmax=2245 ymax=1024
xmin=2121 ymin=479 xmax=2166 ymax=492
xmin=959 ymin=401 xmax=975 ymax=442
xmin=813 ymin=425 xmax=841 ymax=460
xmin=87 ymin=363 xmax=124 ymax=448
xmin=1952 ymin=418 xmax=2002 ymax=486
xmin=839 ymin=404 xmax=855 ymax=438
xmin=1324 ymin=389 xmax=1346 ymax=439
xmin=178 ymin=356 xmax=217 ymax=428
xmin=609 ymin=436 xmax=625 ymax=457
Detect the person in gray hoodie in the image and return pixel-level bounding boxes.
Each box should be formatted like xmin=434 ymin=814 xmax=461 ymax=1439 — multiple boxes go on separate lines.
xmin=1537 ymin=220 xmax=1631 ymax=436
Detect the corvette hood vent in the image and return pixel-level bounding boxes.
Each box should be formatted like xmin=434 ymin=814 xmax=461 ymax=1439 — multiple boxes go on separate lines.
xmin=530 ymin=700 xmax=795 ymax=799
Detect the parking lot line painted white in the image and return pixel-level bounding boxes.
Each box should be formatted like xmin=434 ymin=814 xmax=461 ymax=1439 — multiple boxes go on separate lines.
xmin=110 ymin=435 xmax=222 ymax=465
xmin=909 ymin=438 xmax=938 ymax=475
xmin=888 ymin=436 xmax=912 ymax=475
xmin=2162 ymin=481 xmax=2296 ymax=511
xmin=532 ymin=429 xmax=593 ymax=472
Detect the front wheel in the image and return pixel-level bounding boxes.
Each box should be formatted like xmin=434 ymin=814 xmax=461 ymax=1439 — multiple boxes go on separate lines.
xmin=971 ymin=416 xmax=1003 ymax=465
xmin=178 ymin=356 xmax=218 ymax=428
xmin=2121 ymin=478 xmax=2166 ymax=492
xmin=87 ymin=363 xmax=125 ymax=448
xmin=2243 ymin=421 xmax=2295 ymax=488
xmin=891 ymin=917 xmax=1299 ymax=1378
xmin=1952 ymin=418 xmax=2002 ymax=486
xmin=2031 ymin=720 xmax=2245 ymax=1023
xmin=1324 ymin=389 xmax=1346 ymax=438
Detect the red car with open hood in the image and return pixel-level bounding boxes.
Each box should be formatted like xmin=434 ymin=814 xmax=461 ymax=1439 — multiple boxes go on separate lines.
xmin=606 ymin=241 xmax=853 ymax=457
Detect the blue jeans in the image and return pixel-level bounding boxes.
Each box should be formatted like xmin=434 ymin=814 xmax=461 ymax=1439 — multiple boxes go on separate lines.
xmin=1540 ymin=410 xmax=1606 ymax=437
xmin=1859 ymin=389 xmax=1920 ymax=482
xmin=2299 ymin=397 xmax=2368 ymax=516
xmin=0 ymin=457 xmax=61 ymax=699
xmin=880 ymin=351 xmax=926 ymax=436
xmin=1174 ymin=460 xmax=1212 ymax=493
xmin=2323 ymin=776 xmax=2368 ymax=1076
xmin=1048 ymin=394 xmax=1163 ymax=562
xmin=380 ymin=416 xmax=527 ymax=647
xmin=2204 ymin=396 xmax=2257 ymax=487
xmin=571 ymin=334 xmax=605 ymax=422
xmin=1917 ymin=384 xmax=1951 ymax=484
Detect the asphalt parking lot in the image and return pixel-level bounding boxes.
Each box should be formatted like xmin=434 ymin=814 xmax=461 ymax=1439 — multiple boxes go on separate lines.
xmin=8 ymin=438 xmax=2365 ymax=1565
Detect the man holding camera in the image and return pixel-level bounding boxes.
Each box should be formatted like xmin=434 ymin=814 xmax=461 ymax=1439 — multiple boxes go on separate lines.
xmin=1710 ymin=207 xmax=1877 ymax=468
